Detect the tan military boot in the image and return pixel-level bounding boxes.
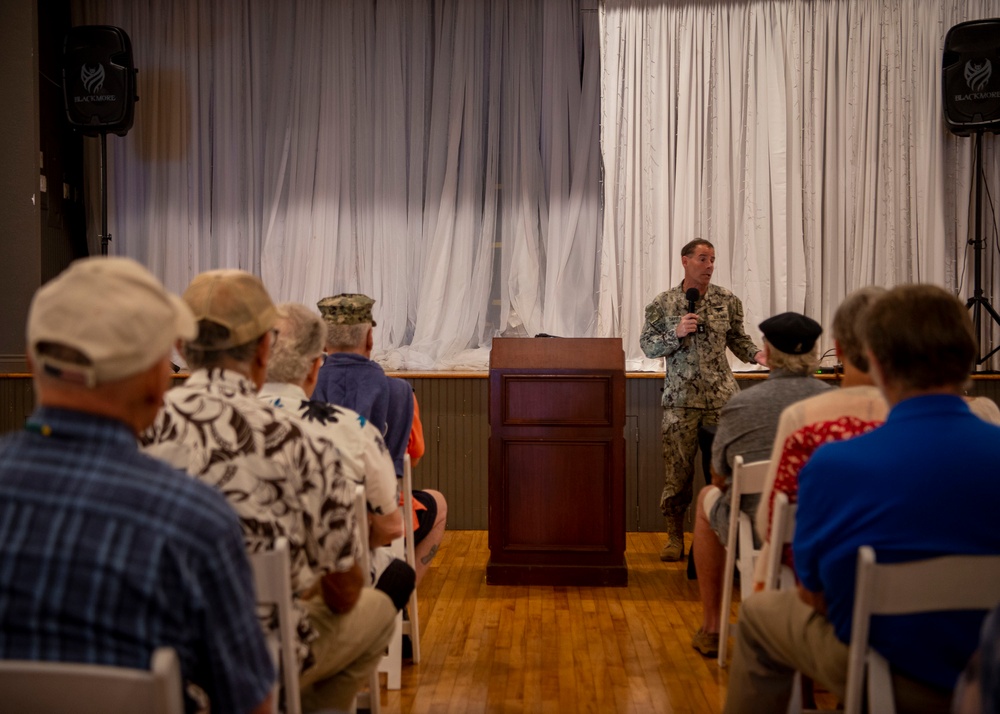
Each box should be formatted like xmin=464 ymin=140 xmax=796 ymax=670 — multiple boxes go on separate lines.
xmin=659 ymin=514 xmax=685 ymax=562
xmin=659 ymin=535 xmax=684 ymax=562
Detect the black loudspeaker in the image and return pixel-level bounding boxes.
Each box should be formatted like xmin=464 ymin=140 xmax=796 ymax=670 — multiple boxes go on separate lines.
xmin=943 ymin=19 xmax=1000 ymax=136
xmin=62 ymin=25 xmax=138 ymax=136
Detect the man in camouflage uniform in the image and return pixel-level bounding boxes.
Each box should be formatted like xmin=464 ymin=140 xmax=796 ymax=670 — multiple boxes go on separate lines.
xmin=640 ymin=239 xmax=765 ymax=561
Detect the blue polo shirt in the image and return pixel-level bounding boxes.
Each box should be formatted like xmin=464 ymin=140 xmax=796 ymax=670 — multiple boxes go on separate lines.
xmin=794 ymin=394 xmax=1000 ymax=690
xmin=0 ymin=407 xmax=274 ymax=713
xmin=314 ymin=352 xmax=390 ymax=435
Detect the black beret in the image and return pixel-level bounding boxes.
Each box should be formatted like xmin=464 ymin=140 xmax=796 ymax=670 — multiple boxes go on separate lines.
xmin=759 ymin=312 xmax=822 ymax=355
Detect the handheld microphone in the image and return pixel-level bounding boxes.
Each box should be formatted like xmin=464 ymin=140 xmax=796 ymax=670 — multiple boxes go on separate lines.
xmin=685 ymin=288 xmax=705 ymax=334
xmin=685 ymin=288 xmax=698 ymax=314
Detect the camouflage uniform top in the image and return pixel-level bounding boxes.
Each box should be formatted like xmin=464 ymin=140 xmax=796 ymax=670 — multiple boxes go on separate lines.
xmin=640 ymin=282 xmax=760 ymax=410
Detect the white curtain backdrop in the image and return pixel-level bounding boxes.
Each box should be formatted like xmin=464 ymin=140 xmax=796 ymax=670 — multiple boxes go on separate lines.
xmin=73 ymin=0 xmax=601 ymax=370
xmin=600 ymin=0 xmax=1000 ymax=370
xmin=74 ymin=0 xmax=1000 ymax=371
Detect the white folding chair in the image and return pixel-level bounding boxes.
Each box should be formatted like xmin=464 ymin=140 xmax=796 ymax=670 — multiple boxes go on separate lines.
xmin=402 ymin=454 xmax=421 ymax=663
xmin=353 ymin=485 xmax=383 ymax=714
xmin=844 ymin=546 xmax=1000 ymax=714
xmin=718 ymin=455 xmax=770 ymax=666
xmin=377 ymin=454 xmax=421 ymax=689
xmin=248 ymin=537 xmax=301 ymax=714
xmin=762 ymin=491 xmax=803 ymax=714
xmin=762 ymin=491 xmax=798 ymax=593
xmin=0 ymin=647 xmax=184 ymax=714
xmin=376 ymin=570 xmax=405 ymax=690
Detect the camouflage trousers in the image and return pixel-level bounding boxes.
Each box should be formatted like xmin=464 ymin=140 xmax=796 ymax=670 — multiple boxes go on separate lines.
xmin=660 ymin=407 xmax=721 ymax=517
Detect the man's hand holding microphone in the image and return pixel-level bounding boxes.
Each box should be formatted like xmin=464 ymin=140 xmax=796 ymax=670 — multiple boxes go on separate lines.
xmin=676 ymin=287 xmax=704 ymax=338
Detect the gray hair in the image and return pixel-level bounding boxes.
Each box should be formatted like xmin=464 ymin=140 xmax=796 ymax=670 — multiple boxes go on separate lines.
xmin=183 ymin=321 xmax=259 ymax=369
xmin=266 ymin=303 xmax=325 ymax=385
xmin=325 ymin=322 xmax=370 ymax=351
xmin=764 ymin=338 xmax=820 ymax=375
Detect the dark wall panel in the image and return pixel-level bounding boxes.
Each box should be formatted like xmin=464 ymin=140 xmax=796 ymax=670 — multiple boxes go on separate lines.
xmin=0 ymin=1 xmax=42 ymax=372
xmin=0 ymin=378 xmax=36 ymax=434
xmin=4 ymin=374 xmax=1000 ymax=532
xmin=404 ymin=377 xmax=490 ymax=531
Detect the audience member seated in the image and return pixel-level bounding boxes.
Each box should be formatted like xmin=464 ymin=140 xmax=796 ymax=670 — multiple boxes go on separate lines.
xmin=723 ymin=284 xmax=1000 ymax=714
xmin=313 ymin=293 xmax=390 ymax=432
xmin=317 ymin=293 xmax=448 ymax=585
xmin=140 ymin=270 xmax=401 ymax=713
xmin=752 ymin=288 xmax=1000 ymax=593
xmin=751 ymin=287 xmax=888 ymax=590
xmin=690 ymin=312 xmax=830 ymax=658
xmin=259 ymin=302 xmax=405 ymax=550
xmin=0 ymin=257 xmax=274 ymax=714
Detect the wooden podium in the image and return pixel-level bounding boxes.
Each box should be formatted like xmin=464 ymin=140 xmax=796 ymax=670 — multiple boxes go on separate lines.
xmin=486 ymin=337 xmax=627 ymax=586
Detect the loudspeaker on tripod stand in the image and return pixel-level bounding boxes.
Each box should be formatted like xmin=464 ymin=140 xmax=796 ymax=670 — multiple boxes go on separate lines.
xmin=942 ymin=18 xmax=1000 ymax=136
xmin=62 ymin=25 xmax=138 ymax=136
xmin=944 ymin=19 xmax=1000 ymax=366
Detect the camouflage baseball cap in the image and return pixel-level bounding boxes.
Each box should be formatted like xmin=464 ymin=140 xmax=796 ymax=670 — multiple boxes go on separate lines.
xmin=316 ymin=293 xmax=377 ymax=327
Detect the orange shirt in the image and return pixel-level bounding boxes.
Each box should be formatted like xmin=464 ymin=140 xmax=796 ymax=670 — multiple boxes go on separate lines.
xmin=407 ymin=395 xmax=425 ymax=462
xmin=402 ymin=395 xmax=427 ymax=527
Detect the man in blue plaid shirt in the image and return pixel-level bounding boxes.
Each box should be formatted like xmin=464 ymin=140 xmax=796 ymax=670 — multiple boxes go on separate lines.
xmin=0 ymin=257 xmax=275 ymax=714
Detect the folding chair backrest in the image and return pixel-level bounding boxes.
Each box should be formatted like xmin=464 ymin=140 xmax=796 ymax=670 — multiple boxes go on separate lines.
xmin=353 ymin=485 xmax=382 ymax=714
xmin=844 ymin=545 xmax=1000 ymax=714
xmin=0 ymin=647 xmax=184 ymax=714
xmin=401 ymin=454 xmax=421 ymax=662
xmin=379 ymin=453 xmax=421 ymax=690
xmin=249 ymin=537 xmax=302 ymax=714
xmin=718 ymin=455 xmax=770 ymax=666
xmin=762 ymin=491 xmax=798 ymax=592
xmin=760 ymin=491 xmax=806 ymax=714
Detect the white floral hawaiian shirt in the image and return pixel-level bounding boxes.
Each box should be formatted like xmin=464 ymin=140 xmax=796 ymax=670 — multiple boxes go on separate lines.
xmin=140 ymin=368 xmax=355 ymax=668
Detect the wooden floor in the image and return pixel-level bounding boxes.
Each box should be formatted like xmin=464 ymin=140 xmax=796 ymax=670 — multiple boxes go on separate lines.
xmin=375 ymin=530 xmax=736 ymax=714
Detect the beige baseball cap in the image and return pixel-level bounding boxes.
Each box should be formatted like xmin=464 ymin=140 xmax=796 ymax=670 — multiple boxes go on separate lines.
xmin=183 ymin=269 xmax=277 ymax=349
xmin=27 ymin=256 xmax=196 ymax=387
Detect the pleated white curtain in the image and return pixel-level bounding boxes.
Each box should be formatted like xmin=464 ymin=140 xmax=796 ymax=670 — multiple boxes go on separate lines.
xmin=600 ymin=0 xmax=1000 ymax=370
xmin=73 ymin=0 xmax=601 ymax=370
xmin=74 ymin=0 xmax=1000 ymax=371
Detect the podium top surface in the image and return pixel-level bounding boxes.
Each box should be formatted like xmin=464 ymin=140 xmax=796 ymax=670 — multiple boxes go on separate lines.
xmin=490 ymin=337 xmax=625 ymax=371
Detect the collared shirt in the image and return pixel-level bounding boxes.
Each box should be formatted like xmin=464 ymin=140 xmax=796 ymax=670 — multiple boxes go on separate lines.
xmin=706 ymin=369 xmax=830 ymax=542
xmin=640 ymin=282 xmax=761 ymax=409
xmin=711 ymin=369 xmax=832 ymax=479
xmin=756 ymin=384 xmax=888 ymax=545
xmin=763 ymin=414 xmax=883 ymax=577
xmin=141 ymin=368 xmax=356 ymax=669
xmin=794 ymin=394 xmax=1000 ymax=689
xmin=259 ymin=381 xmax=399 ymax=517
xmin=0 ymin=407 xmax=274 ymax=714
xmin=313 ymin=353 xmax=390 ymax=435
